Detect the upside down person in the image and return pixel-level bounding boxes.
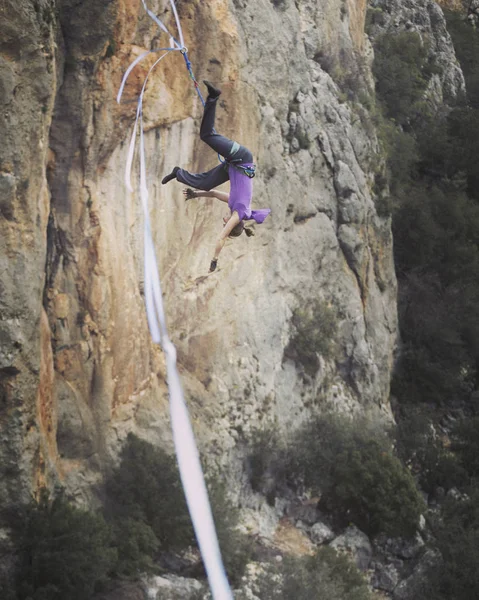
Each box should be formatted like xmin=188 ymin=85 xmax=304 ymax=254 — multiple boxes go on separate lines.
xmin=161 ymin=80 xmax=271 ymax=272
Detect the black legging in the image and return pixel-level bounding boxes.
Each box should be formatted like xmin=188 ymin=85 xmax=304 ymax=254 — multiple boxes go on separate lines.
xmin=176 ymin=97 xmax=253 ymax=190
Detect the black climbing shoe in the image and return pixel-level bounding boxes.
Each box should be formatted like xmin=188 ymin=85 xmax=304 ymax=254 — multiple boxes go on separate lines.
xmin=162 ymin=166 xmax=179 ymax=185
xmin=203 ymin=80 xmax=222 ymax=99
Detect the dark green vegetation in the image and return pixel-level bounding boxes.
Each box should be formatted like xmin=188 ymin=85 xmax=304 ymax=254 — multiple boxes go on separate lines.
xmin=252 ymin=547 xmax=372 ymax=600
xmin=369 ymin=10 xmax=479 ymax=600
xmin=106 ymin=435 xmax=250 ymax=585
xmin=416 ymin=492 xmax=479 ymax=600
xmin=4 ymin=434 xmax=250 ymax=599
xmin=394 ymin=409 xmax=467 ymax=493
xmin=284 ymin=299 xmax=338 ymax=376
xmin=12 ymin=491 xmax=115 ymax=600
xmin=106 ymin=433 xmax=195 ymax=554
xmin=207 ymin=482 xmax=251 ymax=586
xmin=371 ymin=22 xmax=479 ymax=410
xmin=373 ymin=31 xmax=439 ymax=126
xmin=248 ymin=414 xmax=424 ymax=537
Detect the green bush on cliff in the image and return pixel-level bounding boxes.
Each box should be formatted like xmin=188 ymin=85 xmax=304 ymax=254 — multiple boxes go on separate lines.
xmin=252 ymin=547 xmax=372 ymax=600
xmin=373 ymin=31 xmax=436 ymax=126
xmin=390 ymin=184 xmax=479 ymax=407
xmin=450 ymin=417 xmax=479 ymax=479
xmin=372 ymin=16 xmax=479 ymax=411
xmin=111 ymin=517 xmax=159 ymax=576
xmin=248 ymin=415 xmax=424 ymax=537
xmin=284 ymin=299 xmax=338 ymax=376
xmin=207 ymin=481 xmax=252 ymax=586
xmin=15 ymin=491 xmax=115 ymax=600
xmin=319 ymin=439 xmax=423 ymax=537
xmin=291 ymin=415 xmax=424 ymax=537
xmin=248 ymin=426 xmax=289 ymax=503
xmin=417 ymin=492 xmax=479 ymax=600
xmin=106 ymin=433 xmax=195 ymax=553
xmin=107 ymin=434 xmax=251 ymax=584
xmin=445 ymin=9 xmax=479 ymax=108
xmin=394 ymin=409 xmax=467 ymax=493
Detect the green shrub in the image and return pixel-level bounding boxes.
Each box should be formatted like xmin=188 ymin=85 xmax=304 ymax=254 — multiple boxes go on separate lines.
xmin=373 ymin=32 xmax=436 ymax=126
xmin=296 ymin=415 xmax=424 ymax=536
xmin=111 ymin=518 xmax=159 ymax=576
xmin=248 ymin=415 xmax=424 ymax=537
xmin=445 ymin=10 xmax=479 ymax=108
xmin=394 ymin=410 xmax=467 ymax=493
xmin=15 ymin=491 xmax=115 ymax=600
xmin=311 ymin=424 xmax=424 ymax=537
xmin=105 ymin=38 xmax=116 ymax=58
xmin=417 ymin=491 xmax=479 ymax=600
xmin=254 ymin=547 xmax=372 ymax=600
xmin=380 ymin=124 xmax=419 ymax=192
xmin=107 ymin=435 xmax=251 ymax=584
xmin=106 ymin=433 xmax=195 ymax=553
xmin=391 ymin=182 xmax=479 ymax=406
xmin=247 ymin=427 xmax=288 ymax=503
xmin=451 ymin=417 xmax=479 ymax=479
xmin=365 ymin=7 xmax=386 ymax=32
xmin=284 ymin=300 xmax=338 ymax=376
xmin=208 ymin=481 xmax=251 ymax=586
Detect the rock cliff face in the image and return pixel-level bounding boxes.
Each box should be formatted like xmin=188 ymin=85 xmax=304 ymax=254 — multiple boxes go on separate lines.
xmin=0 ymin=0 xmax=461 ymax=525
xmin=369 ymin=0 xmax=465 ymax=105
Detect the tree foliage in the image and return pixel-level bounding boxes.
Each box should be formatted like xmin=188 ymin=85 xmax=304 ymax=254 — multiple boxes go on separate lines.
xmin=373 ymin=32 xmax=436 ymax=126
xmin=106 ymin=434 xmax=250 ymax=584
xmin=450 ymin=417 xmax=479 ymax=479
xmin=106 ymin=433 xmax=195 ymax=553
xmin=249 ymin=415 xmax=424 ymax=538
xmin=284 ymin=299 xmax=338 ymax=376
xmin=417 ymin=493 xmax=479 ymax=600
xmin=394 ymin=409 xmax=468 ymax=493
xmin=254 ymin=547 xmax=372 ymax=600
xmin=445 ymin=10 xmax=479 ymax=108
xmin=371 ymin=14 xmax=479 ymax=597
xmin=372 ymin=17 xmax=479 ymax=408
xmin=15 ymin=492 xmax=115 ymax=600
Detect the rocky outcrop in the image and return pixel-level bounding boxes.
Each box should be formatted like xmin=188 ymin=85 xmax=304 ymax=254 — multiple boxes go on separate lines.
xmin=330 ymin=524 xmax=373 ymax=571
xmin=1 ymin=0 xmax=59 ymax=514
xmin=368 ymin=0 xmax=466 ymax=105
xmin=4 ymin=1 xmax=473 ymax=597
xmin=0 ymin=0 xmax=400 ymax=516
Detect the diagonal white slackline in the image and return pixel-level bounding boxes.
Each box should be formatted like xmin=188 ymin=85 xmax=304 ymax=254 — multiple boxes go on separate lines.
xmin=117 ymin=2 xmax=234 ymax=599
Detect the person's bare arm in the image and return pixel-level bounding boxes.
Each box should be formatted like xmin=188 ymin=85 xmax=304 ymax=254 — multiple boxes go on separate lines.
xmin=183 ymin=188 xmax=229 ymax=203
xmin=209 ymin=211 xmax=241 ymax=272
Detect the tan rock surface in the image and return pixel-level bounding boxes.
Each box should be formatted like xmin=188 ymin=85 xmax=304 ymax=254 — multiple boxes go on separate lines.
xmin=4 ymin=0 xmax=464 ymax=516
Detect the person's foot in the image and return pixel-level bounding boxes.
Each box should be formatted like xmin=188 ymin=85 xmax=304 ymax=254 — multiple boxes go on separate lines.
xmin=203 ymin=80 xmax=221 ymax=99
xmin=161 ymin=166 xmax=179 ymax=185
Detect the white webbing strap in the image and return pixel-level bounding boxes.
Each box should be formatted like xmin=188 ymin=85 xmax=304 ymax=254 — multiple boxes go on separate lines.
xmin=117 ymin=3 xmax=234 ymax=599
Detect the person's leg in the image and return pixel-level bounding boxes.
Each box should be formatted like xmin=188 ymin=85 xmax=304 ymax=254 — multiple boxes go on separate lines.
xmin=199 ymin=97 xmax=238 ymax=159
xmin=200 ymin=98 xmax=254 ymax=164
xmin=162 ymin=81 xmax=253 ymax=187
xmin=175 ymin=163 xmax=229 ymax=191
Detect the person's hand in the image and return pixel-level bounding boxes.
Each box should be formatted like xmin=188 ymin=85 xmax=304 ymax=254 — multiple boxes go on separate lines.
xmin=209 ymin=258 xmax=218 ymax=272
xmin=183 ymin=188 xmax=196 ymax=201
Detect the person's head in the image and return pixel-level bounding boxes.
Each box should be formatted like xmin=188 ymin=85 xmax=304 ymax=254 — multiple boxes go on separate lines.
xmin=229 ymin=221 xmax=245 ymax=237
xmin=228 ymin=222 xmax=255 ymax=238
xmin=223 ymin=214 xmax=255 ymax=238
